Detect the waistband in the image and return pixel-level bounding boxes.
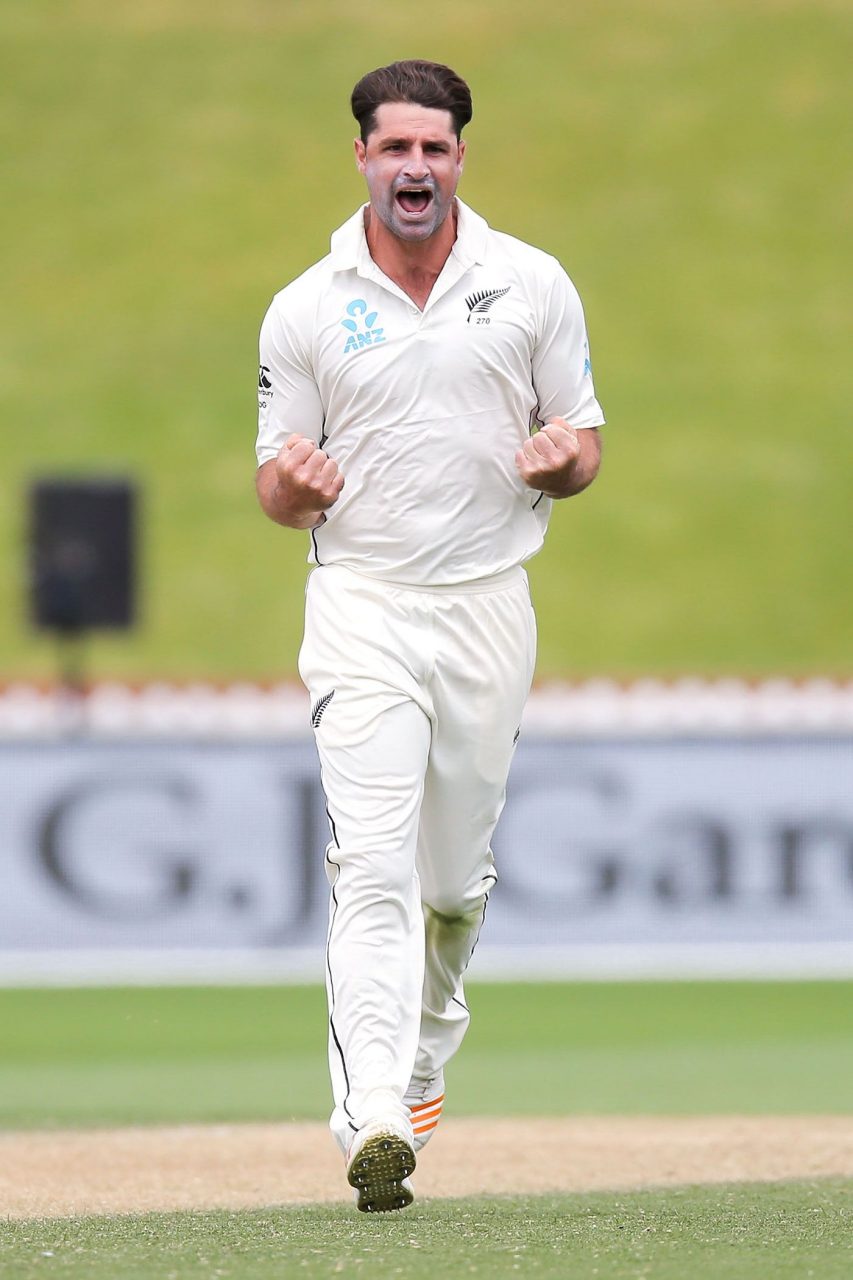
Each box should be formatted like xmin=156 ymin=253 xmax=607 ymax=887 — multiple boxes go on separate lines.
xmin=311 ymin=564 xmax=527 ymax=596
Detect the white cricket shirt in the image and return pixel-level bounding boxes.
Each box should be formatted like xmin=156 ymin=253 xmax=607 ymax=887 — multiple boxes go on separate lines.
xmin=257 ymin=199 xmax=605 ymax=585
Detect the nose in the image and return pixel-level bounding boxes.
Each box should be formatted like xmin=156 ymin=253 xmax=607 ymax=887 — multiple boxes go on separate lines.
xmin=403 ymin=147 xmax=430 ymax=179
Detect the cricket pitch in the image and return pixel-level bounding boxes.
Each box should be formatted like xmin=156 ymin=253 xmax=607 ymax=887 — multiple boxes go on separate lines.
xmin=3 ymin=1116 xmax=852 ymax=1220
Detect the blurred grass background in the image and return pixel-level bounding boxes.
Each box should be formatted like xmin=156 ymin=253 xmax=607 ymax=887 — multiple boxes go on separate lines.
xmin=1 ymin=982 xmax=851 ymax=1128
xmin=1 ymin=0 xmax=850 ymax=682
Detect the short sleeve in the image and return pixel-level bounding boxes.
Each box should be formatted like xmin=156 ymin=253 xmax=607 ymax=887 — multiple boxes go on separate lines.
xmin=531 ymin=263 xmax=605 ymax=430
xmin=255 ymin=297 xmax=325 ymax=467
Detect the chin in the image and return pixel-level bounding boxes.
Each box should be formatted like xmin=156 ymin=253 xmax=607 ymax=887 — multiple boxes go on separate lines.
xmin=392 ymin=208 xmax=446 ymax=241
xmin=395 ymin=221 xmax=437 ymax=242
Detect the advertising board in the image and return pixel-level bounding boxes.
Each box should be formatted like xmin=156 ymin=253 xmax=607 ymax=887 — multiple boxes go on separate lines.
xmin=1 ymin=735 xmax=851 ymax=979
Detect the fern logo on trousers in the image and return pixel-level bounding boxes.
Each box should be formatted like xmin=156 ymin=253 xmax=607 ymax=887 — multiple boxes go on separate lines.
xmin=311 ymin=690 xmax=336 ymax=728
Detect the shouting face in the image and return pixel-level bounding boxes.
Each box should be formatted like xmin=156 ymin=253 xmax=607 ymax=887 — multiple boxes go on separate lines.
xmin=354 ymin=101 xmax=466 ymax=244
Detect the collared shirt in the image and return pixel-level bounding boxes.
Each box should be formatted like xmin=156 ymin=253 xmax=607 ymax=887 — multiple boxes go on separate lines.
xmin=257 ymin=199 xmax=605 ymax=585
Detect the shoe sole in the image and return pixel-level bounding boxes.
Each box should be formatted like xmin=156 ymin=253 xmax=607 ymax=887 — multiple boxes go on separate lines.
xmin=347 ymin=1131 xmax=416 ymax=1213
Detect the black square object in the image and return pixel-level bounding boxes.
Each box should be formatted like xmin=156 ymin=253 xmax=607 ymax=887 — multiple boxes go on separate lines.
xmin=29 ymin=478 xmax=137 ymax=631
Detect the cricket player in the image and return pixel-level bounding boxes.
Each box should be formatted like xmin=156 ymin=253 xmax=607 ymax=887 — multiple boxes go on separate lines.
xmin=255 ymin=60 xmax=604 ymax=1211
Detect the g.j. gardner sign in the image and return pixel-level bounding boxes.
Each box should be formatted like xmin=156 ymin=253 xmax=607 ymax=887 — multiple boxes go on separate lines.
xmin=0 ymin=737 xmax=851 ymax=973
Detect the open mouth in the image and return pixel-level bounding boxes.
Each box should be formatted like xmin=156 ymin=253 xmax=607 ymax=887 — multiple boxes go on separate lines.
xmin=395 ymin=187 xmax=433 ymax=215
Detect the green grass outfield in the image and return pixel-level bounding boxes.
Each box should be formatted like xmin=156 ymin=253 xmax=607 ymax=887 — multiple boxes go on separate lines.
xmin=1 ymin=982 xmax=851 ymax=1128
xmin=2 ymin=1184 xmax=851 ymax=1280
xmin=2 ymin=0 xmax=851 ymax=682
xmin=1 ymin=983 xmax=851 ymax=1278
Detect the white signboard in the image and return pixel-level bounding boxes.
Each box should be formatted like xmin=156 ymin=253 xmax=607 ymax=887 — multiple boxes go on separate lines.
xmin=0 ymin=738 xmax=851 ymax=978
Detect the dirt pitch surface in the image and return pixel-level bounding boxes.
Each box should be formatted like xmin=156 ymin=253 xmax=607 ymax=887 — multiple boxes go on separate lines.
xmin=2 ymin=1117 xmax=853 ymax=1220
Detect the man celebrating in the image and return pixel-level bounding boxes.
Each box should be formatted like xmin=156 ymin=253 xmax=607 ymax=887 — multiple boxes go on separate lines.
xmin=256 ymin=60 xmax=604 ymax=1212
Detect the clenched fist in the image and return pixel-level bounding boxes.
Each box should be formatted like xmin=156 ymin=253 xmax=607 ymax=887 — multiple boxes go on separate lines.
xmin=515 ymin=417 xmax=591 ymax=500
xmin=274 ymin=434 xmax=345 ymax=527
xmin=256 ymin=435 xmax=345 ymax=530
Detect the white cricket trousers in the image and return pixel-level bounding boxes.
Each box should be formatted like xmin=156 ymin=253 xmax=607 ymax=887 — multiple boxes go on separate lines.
xmin=298 ymin=563 xmax=537 ymax=1155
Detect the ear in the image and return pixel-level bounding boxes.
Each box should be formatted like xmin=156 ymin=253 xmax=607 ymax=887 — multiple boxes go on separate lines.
xmin=457 ymin=138 xmax=466 ymax=171
xmin=354 ymin=137 xmax=367 ymax=174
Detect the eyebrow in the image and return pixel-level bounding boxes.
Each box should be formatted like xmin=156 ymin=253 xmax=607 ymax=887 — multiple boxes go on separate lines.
xmin=379 ymin=136 xmax=452 ymax=150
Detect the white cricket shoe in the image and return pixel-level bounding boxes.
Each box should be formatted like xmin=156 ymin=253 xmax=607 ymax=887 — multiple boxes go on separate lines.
xmin=404 ymin=1070 xmax=445 ymax=1151
xmin=346 ymin=1119 xmax=416 ymax=1214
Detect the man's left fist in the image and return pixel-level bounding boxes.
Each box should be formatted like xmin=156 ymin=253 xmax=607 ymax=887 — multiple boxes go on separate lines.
xmin=515 ymin=417 xmax=580 ymax=496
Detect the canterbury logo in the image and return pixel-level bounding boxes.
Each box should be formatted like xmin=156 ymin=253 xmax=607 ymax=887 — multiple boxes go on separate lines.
xmin=311 ymin=690 xmax=335 ymax=727
xmin=465 ymin=287 xmax=510 ymax=322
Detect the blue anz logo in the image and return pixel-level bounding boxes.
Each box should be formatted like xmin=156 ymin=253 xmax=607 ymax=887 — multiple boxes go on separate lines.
xmin=583 ymin=340 xmax=593 ymax=377
xmin=341 ymin=299 xmax=386 ymax=354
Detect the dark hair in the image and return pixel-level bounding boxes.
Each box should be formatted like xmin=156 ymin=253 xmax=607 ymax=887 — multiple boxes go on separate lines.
xmin=351 ymin=60 xmax=473 ymax=142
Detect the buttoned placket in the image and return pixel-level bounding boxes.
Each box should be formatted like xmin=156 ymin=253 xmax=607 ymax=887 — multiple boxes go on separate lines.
xmin=353 ymin=251 xmax=476 ymax=341
xmin=330 ymin=199 xmax=486 ymax=315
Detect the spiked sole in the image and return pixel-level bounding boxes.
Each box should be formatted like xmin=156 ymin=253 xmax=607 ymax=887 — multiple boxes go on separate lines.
xmin=347 ymin=1130 xmax=416 ymax=1213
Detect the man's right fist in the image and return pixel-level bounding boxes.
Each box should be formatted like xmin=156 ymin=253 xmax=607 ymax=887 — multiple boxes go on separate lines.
xmin=275 ymin=434 xmax=345 ymax=520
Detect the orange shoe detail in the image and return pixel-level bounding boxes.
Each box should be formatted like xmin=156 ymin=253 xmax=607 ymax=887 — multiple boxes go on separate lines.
xmin=409 ymin=1093 xmax=445 ymax=1115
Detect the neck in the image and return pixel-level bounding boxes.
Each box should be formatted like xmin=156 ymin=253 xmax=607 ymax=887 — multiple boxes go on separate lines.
xmin=364 ymin=203 xmax=458 ymax=303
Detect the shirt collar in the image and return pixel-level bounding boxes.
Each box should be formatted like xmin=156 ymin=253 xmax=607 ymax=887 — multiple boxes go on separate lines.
xmin=329 ymin=197 xmax=489 ymax=273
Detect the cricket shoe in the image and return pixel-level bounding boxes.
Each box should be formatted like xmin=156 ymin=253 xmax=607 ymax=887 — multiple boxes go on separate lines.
xmin=404 ymin=1070 xmax=445 ymax=1151
xmin=346 ymin=1119 xmax=416 ymax=1213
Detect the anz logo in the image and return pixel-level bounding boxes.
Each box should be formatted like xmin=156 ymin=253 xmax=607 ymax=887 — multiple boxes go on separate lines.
xmin=341 ymin=298 xmax=386 ymax=355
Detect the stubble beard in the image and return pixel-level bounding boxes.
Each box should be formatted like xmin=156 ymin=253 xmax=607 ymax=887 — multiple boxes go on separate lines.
xmin=374 ymin=183 xmax=454 ymax=245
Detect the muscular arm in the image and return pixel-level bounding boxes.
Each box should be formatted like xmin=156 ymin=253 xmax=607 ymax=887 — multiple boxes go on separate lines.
xmin=516 ymin=419 xmax=602 ymax=500
xmin=256 ymin=435 xmax=345 ymax=530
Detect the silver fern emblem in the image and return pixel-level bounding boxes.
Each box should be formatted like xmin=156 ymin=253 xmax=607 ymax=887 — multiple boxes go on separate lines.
xmin=311 ymin=690 xmax=335 ymax=728
xmin=465 ymin=286 xmax=510 ymax=323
